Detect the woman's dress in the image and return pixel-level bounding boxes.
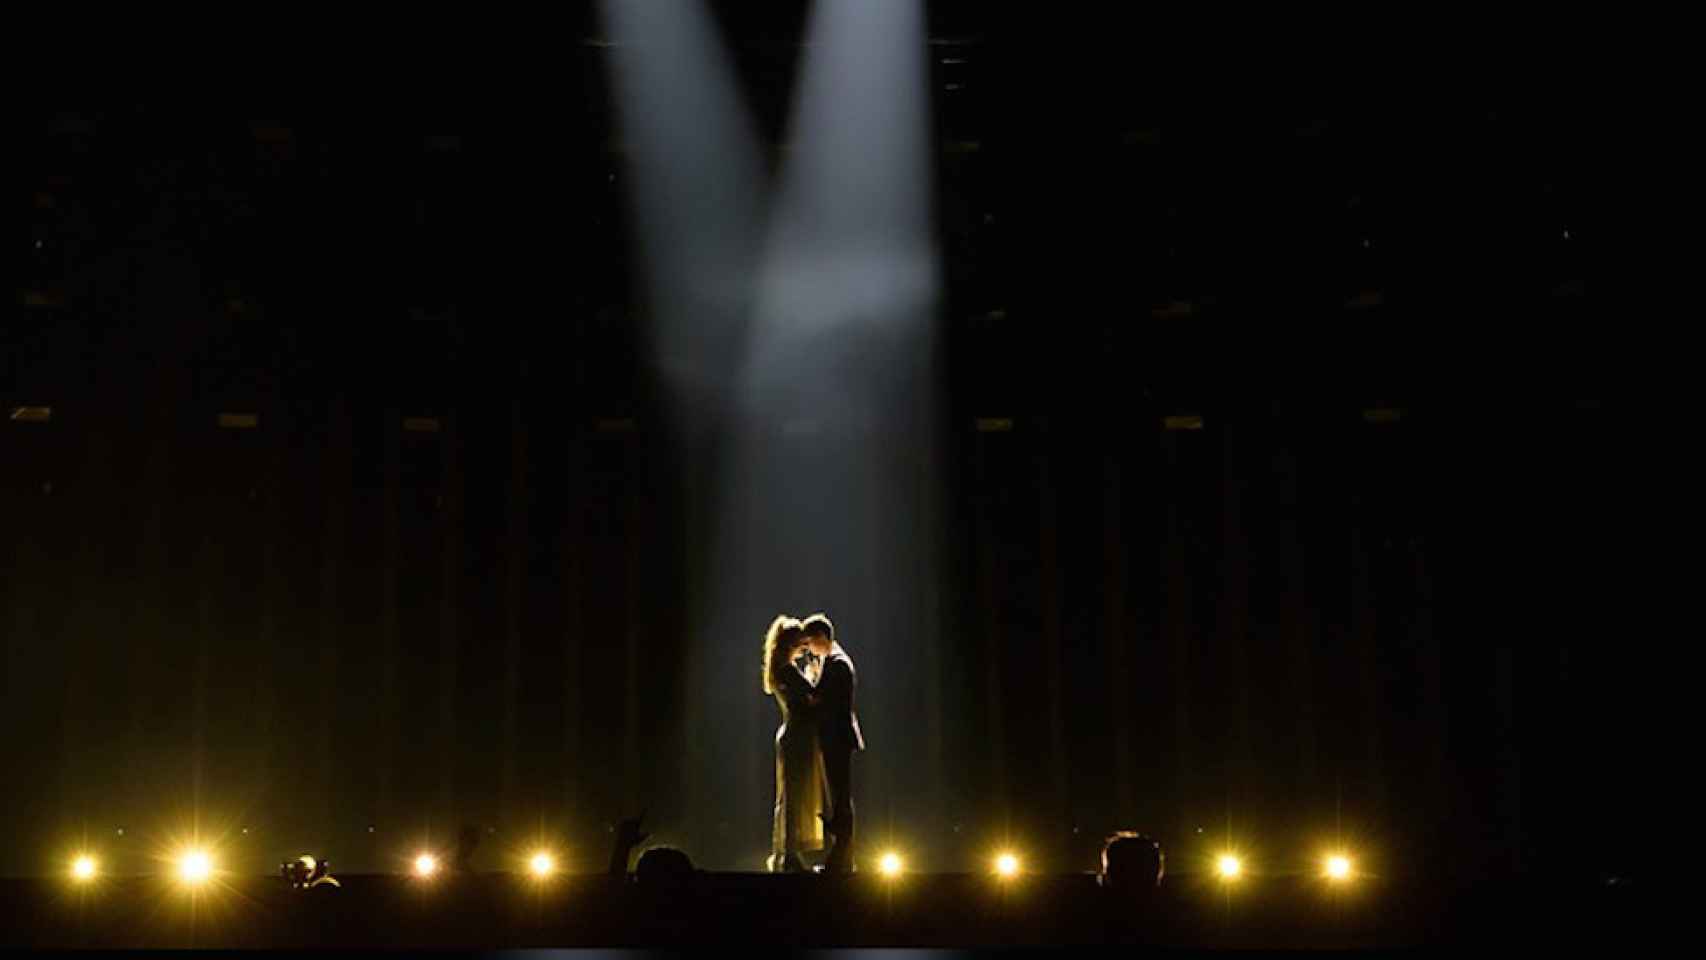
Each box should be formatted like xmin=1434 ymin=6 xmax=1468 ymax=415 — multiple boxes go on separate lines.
xmin=770 ymin=668 xmax=828 ymax=868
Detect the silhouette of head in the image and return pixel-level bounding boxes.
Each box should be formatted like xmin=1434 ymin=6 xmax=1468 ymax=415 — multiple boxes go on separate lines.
xmin=635 ymin=846 xmax=695 ymax=890
xmin=281 ymin=856 xmax=312 ymax=886
xmin=801 ymin=613 xmax=835 ymax=657
xmin=1100 ymin=832 xmax=1164 ymax=890
xmin=762 ymin=615 xmax=807 ymax=694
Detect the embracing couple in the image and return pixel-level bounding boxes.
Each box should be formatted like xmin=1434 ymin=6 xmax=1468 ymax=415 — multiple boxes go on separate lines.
xmin=762 ymin=612 xmax=864 ymax=874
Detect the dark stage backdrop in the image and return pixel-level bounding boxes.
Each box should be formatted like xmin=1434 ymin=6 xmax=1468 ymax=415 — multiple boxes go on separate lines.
xmin=1 ymin=386 xmax=1646 ymax=879
xmin=3 ymin=101 xmax=1638 ymax=880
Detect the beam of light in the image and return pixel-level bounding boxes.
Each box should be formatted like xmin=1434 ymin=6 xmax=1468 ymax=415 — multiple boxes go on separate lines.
xmin=601 ymin=0 xmax=773 ymax=869
xmin=719 ymin=0 xmax=940 ymax=871
xmin=1216 ymin=853 xmax=1243 ymax=880
xmin=1325 ymin=854 xmax=1353 ymax=880
xmin=71 ymin=855 xmax=97 ymax=882
xmin=994 ymin=852 xmax=1020 ymax=878
xmin=606 ymin=0 xmax=941 ymax=869
xmin=742 ymin=0 xmax=938 ymax=422
xmin=878 ymin=851 xmax=904 ymax=877
xmin=178 ymin=850 xmax=212 ymax=885
xmin=600 ymin=0 xmax=767 ymax=405
xmin=528 ymin=851 xmax=556 ymax=878
xmin=413 ymin=852 xmax=438 ymax=878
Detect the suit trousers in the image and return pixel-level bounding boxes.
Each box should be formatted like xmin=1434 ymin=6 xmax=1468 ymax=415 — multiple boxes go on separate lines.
xmin=822 ymin=743 xmax=855 ymax=863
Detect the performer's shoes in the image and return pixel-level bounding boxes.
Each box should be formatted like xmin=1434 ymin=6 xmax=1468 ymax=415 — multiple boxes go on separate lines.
xmin=774 ymin=853 xmax=808 ymax=874
xmin=814 ymin=860 xmax=856 ymax=875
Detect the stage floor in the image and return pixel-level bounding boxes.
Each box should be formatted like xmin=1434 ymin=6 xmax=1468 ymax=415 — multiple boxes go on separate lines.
xmin=0 ymin=870 xmax=1646 ymax=949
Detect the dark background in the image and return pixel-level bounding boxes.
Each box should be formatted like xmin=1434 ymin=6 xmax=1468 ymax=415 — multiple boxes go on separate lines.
xmin=3 ymin=4 xmax=1643 ymax=882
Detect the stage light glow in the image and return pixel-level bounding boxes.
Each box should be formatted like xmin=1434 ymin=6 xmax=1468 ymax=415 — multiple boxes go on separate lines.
xmin=995 ymin=853 xmax=1020 ymax=878
xmin=528 ymin=851 xmax=555 ymax=878
xmin=879 ymin=851 xmax=903 ymax=877
xmin=71 ymin=855 xmax=96 ymax=881
xmin=1216 ymin=854 xmax=1242 ymax=880
xmin=178 ymin=850 xmax=212 ymax=884
xmin=1326 ymin=854 xmax=1352 ymax=880
xmin=413 ymin=853 xmax=438 ymax=877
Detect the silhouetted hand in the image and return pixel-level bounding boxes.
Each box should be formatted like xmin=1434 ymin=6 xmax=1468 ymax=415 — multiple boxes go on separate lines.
xmin=617 ymin=811 xmax=650 ymax=848
xmin=609 ymin=811 xmax=649 ymax=876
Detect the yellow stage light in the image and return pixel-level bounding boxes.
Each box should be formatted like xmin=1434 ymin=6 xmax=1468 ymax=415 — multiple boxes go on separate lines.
xmin=178 ymin=850 xmax=212 ymax=884
xmin=879 ymin=852 xmax=903 ymax=877
xmin=995 ymin=852 xmax=1020 ymax=878
xmin=414 ymin=853 xmax=438 ymax=877
xmin=528 ymin=851 xmax=555 ymax=878
xmin=1216 ymin=854 xmax=1242 ymax=880
xmin=1325 ymin=854 xmax=1352 ymax=880
xmin=71 ymin=855 xmax=97 ymax=881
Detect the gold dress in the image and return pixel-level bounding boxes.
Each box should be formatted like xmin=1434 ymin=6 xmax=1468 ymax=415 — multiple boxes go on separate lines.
xmin=769 ymin=668 xmax=828 ymax=869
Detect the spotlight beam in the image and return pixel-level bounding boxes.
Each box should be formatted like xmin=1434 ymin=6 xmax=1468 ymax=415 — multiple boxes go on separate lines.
xmin=723 ymin=0 xmax=940 ymax=870
xmin=744 ymin=0 xmax=938 ymax=420
xmin=601 ymin=0 xmax=768 ymax=403
xmin=605 ymin=0 xmax=942 ymax=869
xmin=601 ymin=0 xmax=777 ymax=868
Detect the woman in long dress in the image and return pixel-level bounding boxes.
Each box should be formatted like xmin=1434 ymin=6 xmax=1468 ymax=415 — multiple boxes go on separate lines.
xmin=763 ymin=614 xmax=828 ymax=872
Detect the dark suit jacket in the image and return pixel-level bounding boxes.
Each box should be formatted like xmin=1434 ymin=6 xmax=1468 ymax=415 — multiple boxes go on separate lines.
xmin=817 ymin=650 xmax=865 ymax=753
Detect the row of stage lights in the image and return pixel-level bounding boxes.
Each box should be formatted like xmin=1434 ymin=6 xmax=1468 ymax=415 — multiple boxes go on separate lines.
xmin=1211 ymin=852 xmax=1354 ymax=882
xmin=64 ymin=846 xmax=1356 ymax=886
xmin=987 ymin=851 xmax=1357 ymax=883
xmin=410 ymin=851 xmax=557 ymax=879
xmin=63 ymin=847 xmax=562 ymax=887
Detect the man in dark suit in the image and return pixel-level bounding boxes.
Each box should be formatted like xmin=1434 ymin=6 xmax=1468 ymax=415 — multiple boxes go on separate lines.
xmin=802 ymin=612 xmax=863 ymax=874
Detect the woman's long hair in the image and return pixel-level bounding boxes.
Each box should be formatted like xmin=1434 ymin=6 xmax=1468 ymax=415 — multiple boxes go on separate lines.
xmin=761 ymin=615 xmax=805 ymax=696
